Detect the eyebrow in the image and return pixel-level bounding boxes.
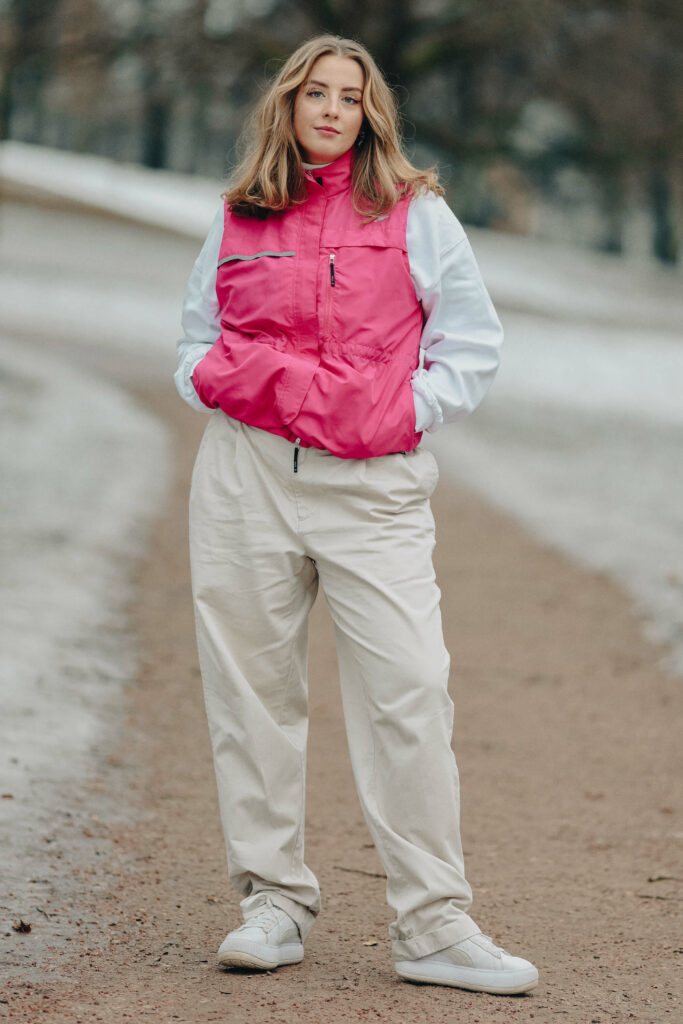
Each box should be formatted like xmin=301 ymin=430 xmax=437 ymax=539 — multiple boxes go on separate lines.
xmin=308 ymin=79 xmax=363 ymax=94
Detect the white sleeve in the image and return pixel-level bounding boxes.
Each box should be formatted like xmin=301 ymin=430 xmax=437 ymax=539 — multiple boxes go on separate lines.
xmin=174 ymin=204 xmax=224 ymax=412
xmin=407 ymin=192 xmax=503 ymax=433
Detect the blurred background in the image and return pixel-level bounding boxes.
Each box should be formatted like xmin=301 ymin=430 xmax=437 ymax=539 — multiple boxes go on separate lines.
xmin=1 ymin=0 xmax=682 ymax=264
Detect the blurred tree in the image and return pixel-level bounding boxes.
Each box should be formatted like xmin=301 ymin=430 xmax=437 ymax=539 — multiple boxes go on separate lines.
xmin=534 ymin=0 xmax=682 ymax=262
xmin=51 ymin=0 xmax=115 ymax=151
xmin=1 ymin=0 xmax=680 ymax=262
xmin=0 ymin=0 xmax=56 ymax=141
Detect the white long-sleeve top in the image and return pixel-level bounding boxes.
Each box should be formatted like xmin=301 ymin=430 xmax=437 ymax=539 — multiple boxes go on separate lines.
xmin=175 ymin=191 xmax=503 ymax=434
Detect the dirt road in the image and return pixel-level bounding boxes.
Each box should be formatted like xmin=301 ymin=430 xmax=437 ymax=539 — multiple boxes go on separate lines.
xmin=3 ymin=382 xmax=680 ymax=1024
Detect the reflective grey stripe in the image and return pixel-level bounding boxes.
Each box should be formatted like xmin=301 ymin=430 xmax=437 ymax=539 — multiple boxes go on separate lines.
xmin=218 ymin=251 xmax=295 ymax=266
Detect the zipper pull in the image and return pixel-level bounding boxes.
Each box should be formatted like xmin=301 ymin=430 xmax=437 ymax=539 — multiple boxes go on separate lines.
xmin=293 ymin=437 xmax=301 ymax=473
xmin=329 ymin=254 xmax=335 ymax=287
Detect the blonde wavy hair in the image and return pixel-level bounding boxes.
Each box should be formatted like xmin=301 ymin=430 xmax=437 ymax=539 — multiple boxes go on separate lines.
xmin=224 ymin=34 xmax=444 ymax=219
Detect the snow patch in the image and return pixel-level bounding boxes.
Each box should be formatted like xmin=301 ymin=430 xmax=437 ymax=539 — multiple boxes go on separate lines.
xmin=0 ymin=139 xmax=220 ymax=236
xmin=0 ymin=336 xmax=169 ymax=903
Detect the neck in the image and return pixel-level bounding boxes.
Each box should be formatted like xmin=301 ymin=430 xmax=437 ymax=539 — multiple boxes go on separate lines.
xmin=301 ymin=147 xmax=355 ymax=195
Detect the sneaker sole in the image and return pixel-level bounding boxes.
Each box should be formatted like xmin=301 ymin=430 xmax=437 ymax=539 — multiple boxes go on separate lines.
xmin=217 ymin=942 xmax=304 ymax=971
xmin=395 ymin=961 xmax=539 ymax=995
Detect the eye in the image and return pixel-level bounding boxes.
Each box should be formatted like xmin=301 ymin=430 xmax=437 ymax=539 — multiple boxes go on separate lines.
xmin=343 ymin=96 xmax=360 ymax=104
xmin=307 ymin=89 xmax=324 ymax=98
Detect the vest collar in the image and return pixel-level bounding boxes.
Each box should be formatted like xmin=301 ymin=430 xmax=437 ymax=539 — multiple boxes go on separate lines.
xmin=303 ymin=147 xmax=354 ymax=195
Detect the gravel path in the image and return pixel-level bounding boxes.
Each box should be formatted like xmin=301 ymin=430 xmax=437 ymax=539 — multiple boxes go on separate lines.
xmin=3 ymin=387 xmax=680 ymax=1023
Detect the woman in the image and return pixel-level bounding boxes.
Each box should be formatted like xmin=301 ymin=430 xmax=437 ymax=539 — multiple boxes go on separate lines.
xmin=175 ymin=34 xmax=538 ymax=996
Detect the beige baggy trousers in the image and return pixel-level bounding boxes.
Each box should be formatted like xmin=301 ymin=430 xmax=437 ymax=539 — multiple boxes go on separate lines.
xmin=189 ymin=412 xmax=479 ymax=960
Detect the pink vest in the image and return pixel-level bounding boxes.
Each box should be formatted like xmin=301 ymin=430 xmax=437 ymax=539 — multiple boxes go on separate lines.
xmin=193 ymin=148 xmax=424 ymax=459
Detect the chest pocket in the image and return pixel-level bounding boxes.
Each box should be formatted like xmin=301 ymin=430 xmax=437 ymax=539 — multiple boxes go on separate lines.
xmin=218 ymin=251 xmax=295 ymax=266
xmin=216 ymin=251 xmax=295 ymax=339
xmin=319 ymin=225 xmax=415 ymax=366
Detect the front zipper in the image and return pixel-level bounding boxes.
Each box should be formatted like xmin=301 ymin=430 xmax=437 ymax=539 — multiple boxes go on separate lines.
xmin=293 ymin=437 xmax=301 ymax=473
xmin=321 ymin=254 xmax=336 ymax=343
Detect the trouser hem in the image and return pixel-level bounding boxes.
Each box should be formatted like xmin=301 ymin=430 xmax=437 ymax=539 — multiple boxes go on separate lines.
xmin=244 ymin=891 xmax=317 ymax=943
xmin=391 ymin=913 xmax=480 ymax=961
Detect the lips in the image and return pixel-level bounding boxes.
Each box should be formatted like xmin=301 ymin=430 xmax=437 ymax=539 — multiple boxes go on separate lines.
xmin=315 ymin=127 xmax=340 ymax=135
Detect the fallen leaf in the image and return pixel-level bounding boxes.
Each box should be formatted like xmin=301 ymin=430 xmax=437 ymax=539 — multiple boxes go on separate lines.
xmin=1 ymin=793 xmax=13 ymax=799
xmin=12 ymin=920 xmax=31 ymax=933
xmin=362 ymin=939 xmax=378 ymax=946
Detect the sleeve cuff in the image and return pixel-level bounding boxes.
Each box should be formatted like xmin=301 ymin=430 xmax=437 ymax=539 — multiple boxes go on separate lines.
xmin=411 ymin=370 xmax=444 ymax=433
xmin=174 ymin=348 xmax=214 ymax=412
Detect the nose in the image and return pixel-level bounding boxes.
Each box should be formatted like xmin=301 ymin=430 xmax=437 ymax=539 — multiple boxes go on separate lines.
xmin=323 ymin=94 xmax=340 ymax=118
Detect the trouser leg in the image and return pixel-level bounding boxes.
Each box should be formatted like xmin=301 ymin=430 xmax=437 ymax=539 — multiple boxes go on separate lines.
xmin=302 ymin=445 xmax=479 ymax=959
xmin=189 ymin=413 xmax=320 ymax=940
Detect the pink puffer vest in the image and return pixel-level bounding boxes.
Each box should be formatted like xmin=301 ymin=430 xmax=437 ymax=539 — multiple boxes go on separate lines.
xmin=193 ymin=148 xmax=424 ymax=459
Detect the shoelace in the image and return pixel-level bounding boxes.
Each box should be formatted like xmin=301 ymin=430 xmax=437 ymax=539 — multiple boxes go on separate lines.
xmin=240 ymin=898 xmax=280 ymax=933
xmin=478 ymin=933 xmax=509 ymax=956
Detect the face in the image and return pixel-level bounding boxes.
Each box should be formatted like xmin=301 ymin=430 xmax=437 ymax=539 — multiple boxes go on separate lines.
xmin=293 ymin=54 xmax=365 ymax=164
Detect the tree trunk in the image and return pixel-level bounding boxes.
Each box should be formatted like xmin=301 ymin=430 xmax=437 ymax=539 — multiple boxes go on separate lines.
xmin=597 ymin=172 xmax=625 ymax=255
xmin=649 ymin=163 xmax=679 ymax=265
xmin=142 ymin=94 xmax=169 ymax=169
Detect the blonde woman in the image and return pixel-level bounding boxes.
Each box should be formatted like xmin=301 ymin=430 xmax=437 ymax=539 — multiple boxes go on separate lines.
xmin=175 ymin=34 xmax=538 ymax=996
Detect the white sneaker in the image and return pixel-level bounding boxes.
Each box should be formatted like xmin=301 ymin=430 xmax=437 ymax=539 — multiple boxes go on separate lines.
xmin=217 ymin=896 xmax=304 ymax=970
xmin=395 ymin=932 xmax=539 ymax=994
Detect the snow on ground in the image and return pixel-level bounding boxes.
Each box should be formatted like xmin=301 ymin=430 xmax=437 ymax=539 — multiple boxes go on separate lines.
xmin=0 ymin=139 xmax=219 ymax=237
xmin=436 ymin=233 xmax=683 ymax=673
xmin=469 ymin=223 xmax=682 ymax=332
xmin=0 ymin=334 xmax=168 ymax=926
